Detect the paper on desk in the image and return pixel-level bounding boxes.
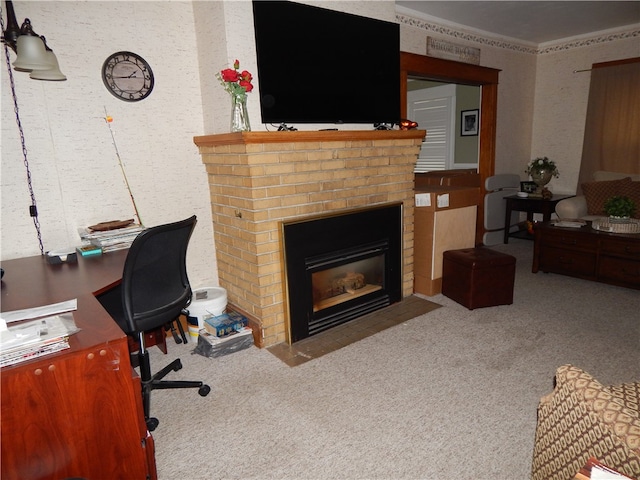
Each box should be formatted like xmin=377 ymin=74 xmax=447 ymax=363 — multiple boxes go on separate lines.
xmin=592 ymin=465 xmax=631 ymax=480
xmin=0 ymin=313 xmax=80 ymax=366
xmin=0 ymin=299 xmax=77 ymax=324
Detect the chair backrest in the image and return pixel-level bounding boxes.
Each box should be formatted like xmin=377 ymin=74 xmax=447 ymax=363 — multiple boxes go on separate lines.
xmin=120 ymin=215 xmax=197 ymax=334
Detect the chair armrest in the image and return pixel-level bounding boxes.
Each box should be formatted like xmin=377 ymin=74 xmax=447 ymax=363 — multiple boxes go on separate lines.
xmin=531 ymin=365 xmax=640 ymax=480
xmin=555 ymin=196 xmax=588 ymax=219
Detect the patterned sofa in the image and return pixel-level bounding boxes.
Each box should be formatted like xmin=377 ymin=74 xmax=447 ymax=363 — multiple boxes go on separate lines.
xmin=531 ymin=365 xmax=640 ymax=480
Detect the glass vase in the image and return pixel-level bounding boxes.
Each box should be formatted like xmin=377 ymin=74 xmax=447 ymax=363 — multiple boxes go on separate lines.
xmin=230 ymin=94 xmax=251 ymax=133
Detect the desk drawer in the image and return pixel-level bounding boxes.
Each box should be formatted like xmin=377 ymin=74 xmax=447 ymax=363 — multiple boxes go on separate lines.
xmin=539 ymin=246 xmax=596 ymax=277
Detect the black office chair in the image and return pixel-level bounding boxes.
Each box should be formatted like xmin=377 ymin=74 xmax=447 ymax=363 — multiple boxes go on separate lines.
xmin=98 ymin=215 xmax=210 ymax=431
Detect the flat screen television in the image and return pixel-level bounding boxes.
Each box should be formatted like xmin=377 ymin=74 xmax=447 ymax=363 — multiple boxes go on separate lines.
xmin=252 ymin=1 xmax=401 ymax=126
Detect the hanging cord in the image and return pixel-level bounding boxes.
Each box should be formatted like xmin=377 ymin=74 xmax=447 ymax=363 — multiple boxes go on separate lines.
xmin=103 ymin=108 xmax=143 ymax=226
xmin=1 ymin=8 xmax=45 ymax=255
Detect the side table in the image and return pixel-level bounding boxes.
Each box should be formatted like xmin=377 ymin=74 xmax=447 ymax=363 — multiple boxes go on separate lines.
xmin=503 ymin=193 xmax=574 ymax=243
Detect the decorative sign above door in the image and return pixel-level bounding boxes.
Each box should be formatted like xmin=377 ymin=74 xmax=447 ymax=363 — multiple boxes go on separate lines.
xmin=427 ymin=37 xmax=481 ymax=65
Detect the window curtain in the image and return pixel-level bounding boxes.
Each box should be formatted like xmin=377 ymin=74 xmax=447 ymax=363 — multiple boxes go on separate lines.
xmin=577 ymin=58 xmax=640 ymax=193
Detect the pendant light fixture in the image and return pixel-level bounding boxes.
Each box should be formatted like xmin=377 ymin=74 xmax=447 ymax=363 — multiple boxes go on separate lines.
xmin=1 ymin=0 xmax=66 ymax=81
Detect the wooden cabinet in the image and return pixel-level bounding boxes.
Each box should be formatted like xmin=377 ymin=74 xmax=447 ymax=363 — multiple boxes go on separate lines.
xmin=533 ymin=222 xmax=640 ymax=289
xmin=1 ymin=338 xmax=154 ymax=480
xmin=0 ymin=252 xmax=157 ymax=480
xmin=414 ymin=186 xmax=479 ymax=295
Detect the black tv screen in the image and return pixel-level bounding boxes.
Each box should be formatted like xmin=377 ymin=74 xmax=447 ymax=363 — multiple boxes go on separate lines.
xmin=252 ymin=1 xmax=401 ymax=125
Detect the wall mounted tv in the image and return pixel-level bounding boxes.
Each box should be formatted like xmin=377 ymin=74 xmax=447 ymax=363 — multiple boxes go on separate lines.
xmin=252 ymin=1 xmax=401 ymax=126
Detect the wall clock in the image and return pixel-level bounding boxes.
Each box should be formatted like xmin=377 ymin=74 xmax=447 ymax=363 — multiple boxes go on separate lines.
xmin=102 ymin=51 xmax=154 ymax=102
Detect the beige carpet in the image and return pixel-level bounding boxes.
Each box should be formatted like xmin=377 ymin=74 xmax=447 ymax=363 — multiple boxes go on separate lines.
xmin=148 ymin=239 xmax=639 ymax=479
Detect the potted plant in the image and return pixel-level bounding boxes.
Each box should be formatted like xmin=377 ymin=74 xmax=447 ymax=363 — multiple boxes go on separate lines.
xmin=603 ymin=195 xmax=636 ymax=222
xmin=525 ymin=157 xmax=559 ymax=194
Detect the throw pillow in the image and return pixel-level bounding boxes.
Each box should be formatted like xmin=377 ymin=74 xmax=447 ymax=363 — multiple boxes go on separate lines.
xmin=582 ymin=177 xmax=632 ymax=216
xmin=619 ymin=180 xmax=640 ymax=218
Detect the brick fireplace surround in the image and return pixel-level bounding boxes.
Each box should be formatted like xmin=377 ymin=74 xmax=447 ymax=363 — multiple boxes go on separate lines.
xmin=194 ymin=130 xmax=425 ymax=348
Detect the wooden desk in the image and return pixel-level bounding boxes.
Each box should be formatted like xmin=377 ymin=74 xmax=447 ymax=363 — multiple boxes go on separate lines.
xmin=0 ymin=251 xmax=157 ymax=480
xmin=503 ymin=193 xmax=574 ymax=243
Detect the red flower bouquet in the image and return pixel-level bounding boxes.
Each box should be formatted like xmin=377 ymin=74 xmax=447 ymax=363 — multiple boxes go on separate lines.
xmin=218 ymin=59 xmax=253 ymax=99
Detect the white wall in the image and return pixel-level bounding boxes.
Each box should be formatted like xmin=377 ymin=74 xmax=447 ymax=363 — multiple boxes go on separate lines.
xmin=1 ymin=1 xmax=216 ymax=288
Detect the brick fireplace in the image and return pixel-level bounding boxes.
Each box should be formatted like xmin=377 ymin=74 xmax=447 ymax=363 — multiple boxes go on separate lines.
xmin=193 ymin=130 xmax=425 ymax=347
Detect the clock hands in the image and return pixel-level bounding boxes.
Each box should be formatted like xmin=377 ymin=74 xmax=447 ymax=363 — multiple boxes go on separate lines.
xmin=114 ymin=72 xmax=138 ymax=79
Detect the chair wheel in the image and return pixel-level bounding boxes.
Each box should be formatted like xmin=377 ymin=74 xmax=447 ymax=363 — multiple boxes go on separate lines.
xmin=199 ymin=384 xmax=211 ymax=397
xmin=146 ymin=417 xmax=159 ymax=432
xmin=173 ymin=359 xmax=183 ymax=371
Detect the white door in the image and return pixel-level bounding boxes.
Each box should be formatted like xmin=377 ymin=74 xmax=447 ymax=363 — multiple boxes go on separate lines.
xmin=408 ymin=84 xmax=456 ymax=172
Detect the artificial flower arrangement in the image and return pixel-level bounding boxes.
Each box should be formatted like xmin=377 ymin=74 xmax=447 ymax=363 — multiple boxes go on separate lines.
xmin=217 ymin=59 xmax=253 ymax=99
xmin=525 ymin=156 xmax=559 ymax=178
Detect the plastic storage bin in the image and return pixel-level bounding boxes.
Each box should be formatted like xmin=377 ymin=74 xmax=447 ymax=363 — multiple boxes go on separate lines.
xmin=187 ymin=287 xmax=227 ymax=340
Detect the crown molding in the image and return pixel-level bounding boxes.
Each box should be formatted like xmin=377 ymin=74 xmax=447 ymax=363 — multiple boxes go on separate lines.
xmin=396 ymin=10 xmax=640 ymax=56
xmin=537 ymin=25 xmax=640 ymax=54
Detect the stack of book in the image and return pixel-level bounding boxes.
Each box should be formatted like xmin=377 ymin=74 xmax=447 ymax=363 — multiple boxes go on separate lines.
xmin=194 ymin=311 xmax=253 ymax=358
xmin=0 ymin=314 xmax=80 ymax=367
xmin=78 ymin=223 xmax=144 ymax=253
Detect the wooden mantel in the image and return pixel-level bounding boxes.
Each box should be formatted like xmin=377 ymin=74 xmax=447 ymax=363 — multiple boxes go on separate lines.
xmin=193 ymin=129 xmax=426 ymax=147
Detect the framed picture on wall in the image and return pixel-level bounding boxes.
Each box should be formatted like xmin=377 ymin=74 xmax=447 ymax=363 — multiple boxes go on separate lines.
xmin=461 ymin=109 xmax=479 ymax=136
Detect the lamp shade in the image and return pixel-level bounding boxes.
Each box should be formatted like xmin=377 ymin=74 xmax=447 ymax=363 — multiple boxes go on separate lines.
xmin=29 ymin=50 xmax=67 ymax=81
xmin=12 ymin=35 xmax=50 ymax=71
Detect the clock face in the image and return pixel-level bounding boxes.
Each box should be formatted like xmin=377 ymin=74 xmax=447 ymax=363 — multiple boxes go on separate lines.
xmin=102 ymin=51 xmax=154 ymax=102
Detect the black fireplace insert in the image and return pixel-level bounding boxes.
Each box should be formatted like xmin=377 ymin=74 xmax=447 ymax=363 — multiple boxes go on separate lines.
xmin=282 ymin=203 xmax=403 ymax=342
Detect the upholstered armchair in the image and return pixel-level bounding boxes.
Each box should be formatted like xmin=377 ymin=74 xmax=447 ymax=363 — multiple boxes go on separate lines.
xmin=531 ymin=364 xmax=640 ymax=480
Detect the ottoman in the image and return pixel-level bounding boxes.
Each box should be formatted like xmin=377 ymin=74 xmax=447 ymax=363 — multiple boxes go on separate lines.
xmin=442 ymin=248 xmax=516 ymax=309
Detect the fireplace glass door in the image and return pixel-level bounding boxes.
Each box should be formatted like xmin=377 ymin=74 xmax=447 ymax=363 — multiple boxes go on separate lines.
xmin=310 ymin=243 xmax=385 ymax=313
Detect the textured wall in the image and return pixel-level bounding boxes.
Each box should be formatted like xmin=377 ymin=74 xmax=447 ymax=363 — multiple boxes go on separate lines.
xmin=1 ymin=1 xmax=216 ymax=288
